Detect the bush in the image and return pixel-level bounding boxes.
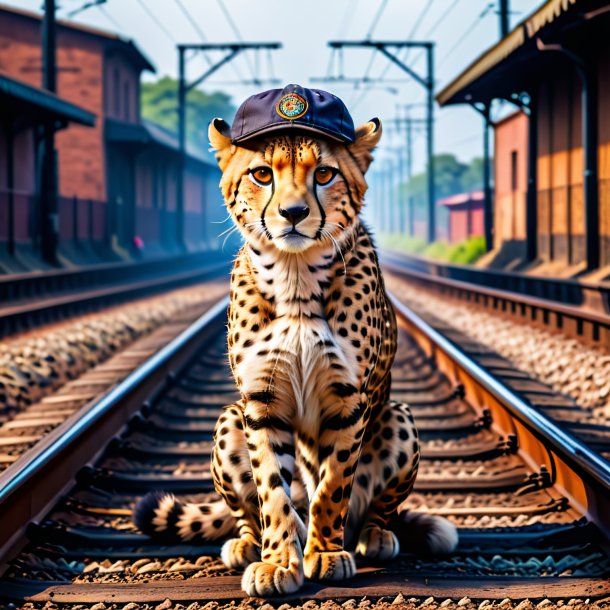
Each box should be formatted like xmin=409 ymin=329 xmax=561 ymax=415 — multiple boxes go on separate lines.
xmin=380 ymin=233 xmax=486 ymax=265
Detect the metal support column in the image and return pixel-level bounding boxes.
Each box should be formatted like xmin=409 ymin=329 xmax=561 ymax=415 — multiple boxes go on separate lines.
xmin=426 ymin=44 xmax=435 ymax=243
xmin=40 ymin=0 xmax=58 ymax=265
xmin=175 ymin=42 xmax=280 ymax=250
xmin=5 ymin=124 xmax=15 ymax=256
xmin=483 ymin=105 xmax=493 ymax=252
xmin=526 ymin=97 xmax=538 ymax=262
xmin=176 ymin=47 xmax=186 ymax=250
xmin=498 ymin=0 xmax=510 ymax=38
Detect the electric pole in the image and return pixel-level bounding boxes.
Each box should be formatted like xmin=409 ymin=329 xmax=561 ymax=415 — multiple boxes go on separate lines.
xmin=176 ymin=42 xmax=281 ymax=249
xmin=40 ymin=0 xmax=59 ymax=264
xmin=498 ymin=0 xmax=510 ymax=38
xmin=386 ymin=107 xmax=426 ymax=236
xmin=317 ymin=40 xmax=436 ymax=243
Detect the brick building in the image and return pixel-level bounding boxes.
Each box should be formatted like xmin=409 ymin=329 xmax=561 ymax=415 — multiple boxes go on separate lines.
xmin=0 ymin=3 xmax=223 ymax=264
xmin=0 ymin=73 xmax=95 ymax=271
xmin=439 ymin=191 xmax=485 ymax=244
xmin=437 ymin=0 xmax=610 ymax=275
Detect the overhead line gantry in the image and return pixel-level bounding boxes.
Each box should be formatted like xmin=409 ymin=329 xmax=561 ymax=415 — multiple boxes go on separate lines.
xmin=176 ymin=42 xmax=282 ymax=248
xmin=315 ymin=40 xmax=436 ymax=242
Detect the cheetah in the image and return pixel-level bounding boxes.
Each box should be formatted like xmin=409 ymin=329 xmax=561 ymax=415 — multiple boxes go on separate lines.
xmin=135 ymin=112 xmax=458 ymax=596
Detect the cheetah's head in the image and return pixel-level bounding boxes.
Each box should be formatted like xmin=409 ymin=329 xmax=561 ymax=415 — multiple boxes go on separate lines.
xmin=209 ymin=118 xmax=382 ymax=254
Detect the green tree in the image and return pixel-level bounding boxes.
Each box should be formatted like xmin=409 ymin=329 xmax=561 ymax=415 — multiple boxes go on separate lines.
xmin=460 ymin=157 xmax=489 ymax=192
xmin=140 ymin=76 xmax=235 ymax=157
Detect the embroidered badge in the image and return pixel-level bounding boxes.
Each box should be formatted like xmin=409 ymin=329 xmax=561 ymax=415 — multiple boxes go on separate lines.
xmin=276 ymin=93 xmax=308 ymax=120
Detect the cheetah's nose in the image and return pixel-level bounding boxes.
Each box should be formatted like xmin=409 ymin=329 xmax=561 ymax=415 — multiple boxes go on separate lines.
xmin=279 ymin=204 xmax=310 ymax=226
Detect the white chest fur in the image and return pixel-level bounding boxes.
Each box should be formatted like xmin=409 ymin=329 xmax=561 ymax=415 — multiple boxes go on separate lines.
xmin=237 ymin=246 xmax=358 ymax=420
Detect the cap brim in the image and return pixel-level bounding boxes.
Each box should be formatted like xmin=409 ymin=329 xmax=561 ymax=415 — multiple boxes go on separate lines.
xmin=232 ymin=122 xmax=353 ymax=145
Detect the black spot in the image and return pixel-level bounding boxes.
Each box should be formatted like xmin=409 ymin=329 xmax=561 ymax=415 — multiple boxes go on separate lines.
xmin=213 ymin=519 xmax=223 ymax=529
xmin=399 ymin=429 xmax=410 ymax=441
xmin=357 ymin=474 xmax=369 ymax=488
xmin=269 ymin=473 xmax=283 ymax=489
xmin=191 ymin=520 xmax=202 ymax=532
xmin=322 ymin=526 xmax=332 ymax=537
xmin=337 ymin=449 xmax=350 ymax=462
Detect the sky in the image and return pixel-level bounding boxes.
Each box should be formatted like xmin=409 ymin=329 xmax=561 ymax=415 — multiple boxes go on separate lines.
xmin=8 ymin=0 xmax=541 ymax=175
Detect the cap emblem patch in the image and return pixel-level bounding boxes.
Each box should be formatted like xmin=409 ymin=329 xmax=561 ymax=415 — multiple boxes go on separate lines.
xmin=276 ymin=93 xmax=308 ymax=120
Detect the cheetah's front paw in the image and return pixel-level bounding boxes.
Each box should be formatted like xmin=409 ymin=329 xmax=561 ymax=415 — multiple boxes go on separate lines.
xmin=220 ymin=537 xmax=260 ymax=569
xmin=356 ymin=525 xmax=400 ymax=561
xmin=304 ymin=550 xmax=356 ymax=581
xmin=241 ymin=560 xmax=304 ymax=596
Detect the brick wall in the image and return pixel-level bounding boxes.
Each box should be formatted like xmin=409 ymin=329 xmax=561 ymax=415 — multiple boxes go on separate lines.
xmin=0 ymin=10 xmax=107 ymax=200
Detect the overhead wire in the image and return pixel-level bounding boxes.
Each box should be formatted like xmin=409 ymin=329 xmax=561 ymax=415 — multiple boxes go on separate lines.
xmin=97 ymin=4 xmax=123 ymax=33
xmin=135 ymin=0 xmax=175 ymax=43
xmin=215 ymin=0 xmax=257 ymax=83
xmin=352 ymin=0 xmax=435 ymax=111
xmin=365 ymin=0 xmax=389 ymax=39
xmin=438 ymin=2 xmax=495 ymax=68
xmin=349 ymin=0 xmax=391 ymax=108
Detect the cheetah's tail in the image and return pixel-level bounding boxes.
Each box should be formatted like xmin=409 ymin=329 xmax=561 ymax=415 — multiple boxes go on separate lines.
xmin=392 ymin=510 xmax=458 ymax=555
xmin=133 ymin=491 xmax=236 ymax=542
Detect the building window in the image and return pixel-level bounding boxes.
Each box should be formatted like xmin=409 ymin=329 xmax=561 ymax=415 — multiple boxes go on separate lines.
xmin=124 ymin=81 xmax=131 ymax=121
xmin=511 ymin=150 xmax=518 ymax=192
xmin=113 ymin=68 xmax=120 ymax=117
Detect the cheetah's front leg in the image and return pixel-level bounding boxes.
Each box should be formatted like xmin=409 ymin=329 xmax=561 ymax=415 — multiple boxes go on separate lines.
xmin=303 ymin=391 xmax=367 ymax=582
xmin=241 ymin=398 xmax=307 ymax=596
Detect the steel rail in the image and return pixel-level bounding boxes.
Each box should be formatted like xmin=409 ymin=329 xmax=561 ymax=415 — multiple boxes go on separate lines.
xmin=0 ymin=295 xmax=229 ymax=560
xmin=381 ymin=250 xmax=610 ymax=319
xmin=0 ymin=259 xmax=230 ymax=338
xmin=389 ymin=291 xmax=610 ymax=492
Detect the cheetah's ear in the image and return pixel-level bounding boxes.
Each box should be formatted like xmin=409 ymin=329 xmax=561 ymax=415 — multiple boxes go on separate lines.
xmin=208 ymin=118 xmax=234 ymax=171
xmin=348 ymin=118 xmax=382 ymax=174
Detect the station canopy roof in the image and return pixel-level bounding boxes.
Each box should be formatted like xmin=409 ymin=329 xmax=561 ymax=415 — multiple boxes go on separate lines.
xmin=436 ymin=0 xmax=610 ymax=107
xmin=0 ymin=72 xmax=96 ymax=127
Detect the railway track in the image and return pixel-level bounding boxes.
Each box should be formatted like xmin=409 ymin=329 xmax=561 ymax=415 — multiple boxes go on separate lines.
xmin=0 ymin=253 xmax=231 ymax=339
xmin=0 ymin=279 xmax=228 ymax=474
xmin=382 ymin=255 xmax=610 ymax=467
xmin=1 ymin=293 xmax=609 ymax=608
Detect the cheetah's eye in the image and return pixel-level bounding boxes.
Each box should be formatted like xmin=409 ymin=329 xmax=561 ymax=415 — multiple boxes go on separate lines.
xmin=249 ymin=167 xmax=273 ymax=186
xmin=314 ymin=166 xmax=338 ymax=186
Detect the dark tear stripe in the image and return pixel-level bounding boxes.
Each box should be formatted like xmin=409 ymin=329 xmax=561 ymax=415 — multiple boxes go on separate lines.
xmin=313 ymin=187 xmax=327 ymax=240
xmin=260 ymin=167 xmax=276 ymax=240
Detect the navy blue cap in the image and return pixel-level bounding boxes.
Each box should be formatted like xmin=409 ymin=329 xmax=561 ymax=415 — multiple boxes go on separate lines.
xmin=230 ymin=84 xmax=356 ymax=144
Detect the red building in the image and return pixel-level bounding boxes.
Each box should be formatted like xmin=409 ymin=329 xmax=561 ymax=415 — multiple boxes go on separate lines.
xmin=493 ymin=111 xmax=529 ymax=261
xmin=437 ymin=0 xmax=610 ymax=275
xmin=0 ymin=3 xmax=222 ymax=267
xmin=0 ymin=72 xmax=95 ymax=271
xmin=439 ymin=191 xmax=485 ymax=243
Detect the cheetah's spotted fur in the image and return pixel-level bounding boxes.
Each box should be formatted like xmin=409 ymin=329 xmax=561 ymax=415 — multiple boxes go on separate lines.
xmin=134 ymin=116 xmax=457 ymax=596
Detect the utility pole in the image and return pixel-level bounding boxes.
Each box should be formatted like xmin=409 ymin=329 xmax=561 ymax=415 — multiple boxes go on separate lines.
xmin=386 ymin=107 xmax=425 ymax=236
xmin=40 ymin=0 xmax=59 ymax=264
xmin=176 ymin=42 xmax=281 ymax=249
xmin=498 ymin=0 xmax=510 ymax=38
xmin=319 ymin=40 xmax=436 ymax=242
